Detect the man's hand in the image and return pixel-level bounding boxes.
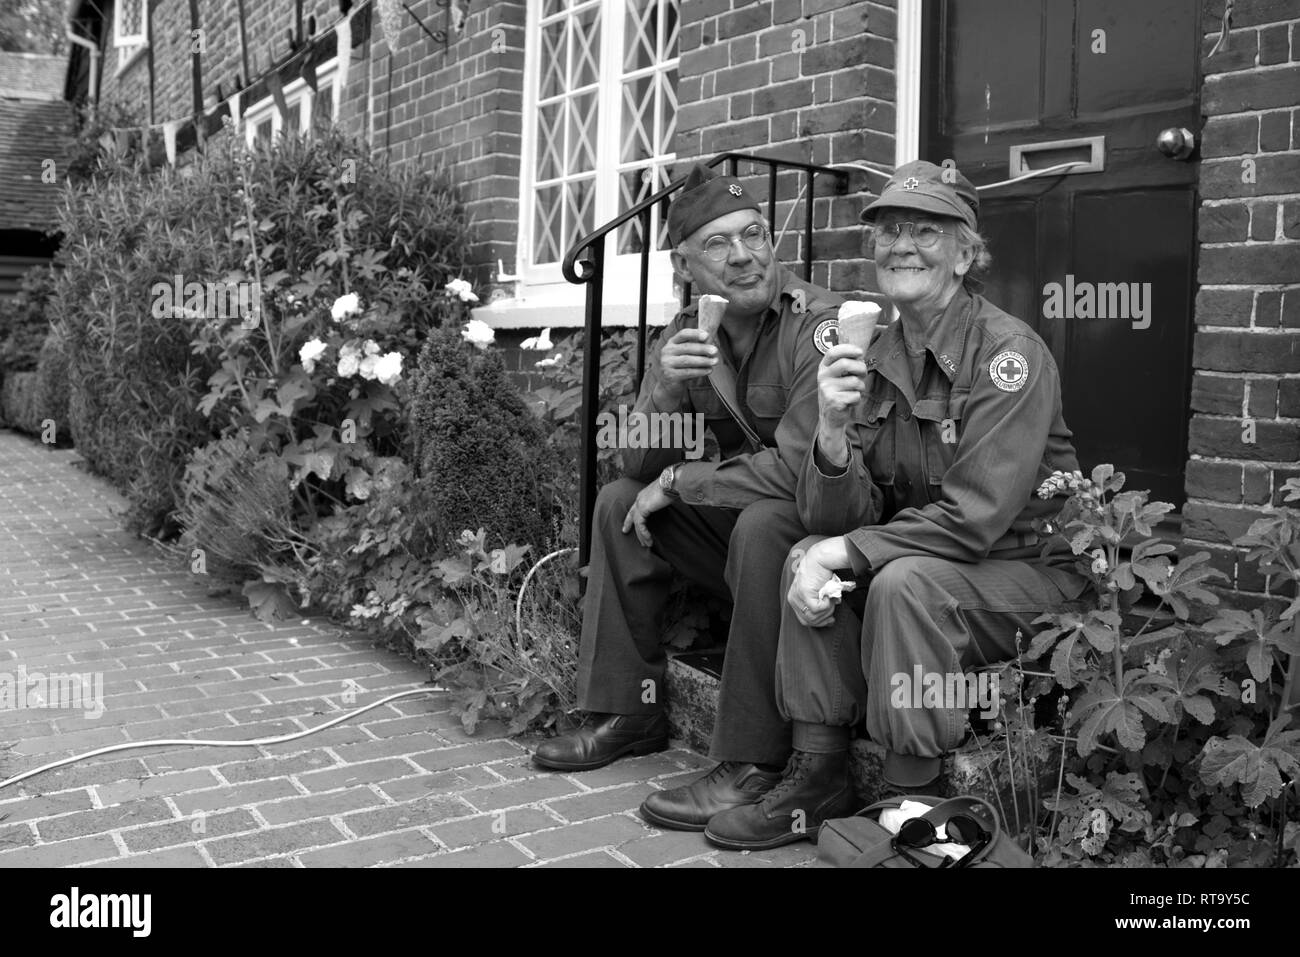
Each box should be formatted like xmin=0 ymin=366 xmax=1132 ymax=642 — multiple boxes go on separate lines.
xmin=786 ymin=544 xmax=839 ymax=628
xmin=816 ymin=344 xmax=868 ymax=466
xmin=654 ymin=329 xmax=719 ymax=403
xmin=621 ymin=481 xmax=674 ymax=548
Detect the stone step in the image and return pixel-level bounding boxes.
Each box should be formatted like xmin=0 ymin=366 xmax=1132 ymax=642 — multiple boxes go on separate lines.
xmin=664 ymin=651 xmax=1044 ymax=825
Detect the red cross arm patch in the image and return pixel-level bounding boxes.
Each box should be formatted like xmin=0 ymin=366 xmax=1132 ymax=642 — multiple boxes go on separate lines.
xmin=988 ymin=350 xmax=1029 ymax=392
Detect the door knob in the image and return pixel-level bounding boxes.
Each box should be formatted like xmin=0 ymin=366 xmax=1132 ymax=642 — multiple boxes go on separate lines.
xmin=1156 ymin=127 xmax=1196 ymax=160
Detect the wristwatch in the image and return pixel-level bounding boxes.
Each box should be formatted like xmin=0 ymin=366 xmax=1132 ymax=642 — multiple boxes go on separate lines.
xmin=659 ymin=464 xmax=681 ymax=499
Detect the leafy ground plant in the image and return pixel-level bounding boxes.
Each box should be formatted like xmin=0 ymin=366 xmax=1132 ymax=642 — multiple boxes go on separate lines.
xmin=968 ymin=466 xmax=1300 ymax=866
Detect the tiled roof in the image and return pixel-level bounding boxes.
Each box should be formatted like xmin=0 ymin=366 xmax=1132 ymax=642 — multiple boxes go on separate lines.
xmin=0 ymin=53 xmax=66 ymax=101
xmin=0 ymin=97 xmax=75 ymax=232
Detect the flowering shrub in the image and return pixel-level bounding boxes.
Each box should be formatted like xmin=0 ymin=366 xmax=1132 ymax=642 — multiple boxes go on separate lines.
xmin=50 ymin=127 xmax=472 ymax=536
xmin=970 ymin=466 xmax=1300 ymax=866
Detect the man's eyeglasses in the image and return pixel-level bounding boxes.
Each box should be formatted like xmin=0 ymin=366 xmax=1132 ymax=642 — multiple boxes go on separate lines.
xmin=891 ymin=813 xmax=991 ymax=868
xmin=870 ymin=221 xmax=948 ymax=249
xmin=694 ymin=223 xmax=770 ymax=261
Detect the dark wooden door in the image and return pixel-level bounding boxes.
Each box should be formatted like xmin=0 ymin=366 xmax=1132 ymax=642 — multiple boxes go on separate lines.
xmin=922 ymin=0 xmax=1201 ymax=506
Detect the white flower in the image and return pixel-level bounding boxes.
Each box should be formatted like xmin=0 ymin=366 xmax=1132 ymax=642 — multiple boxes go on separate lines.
xmin=331 ymin=292 xmax=361 ymax=321
xmin=521 ymin=327 xmax=553 ymax=351
xmin=299 ymin=337 xmax=327 ymax=373
xmin=534 ymin=352 xmax=562 ymax=369
xmin=363 ymin=339 xmax=380 ymax=356
xmin=462 ymin=318 xmax=494 ymax=349
xmin=446 ymin=278 xmax=479 ymax=303
xmin=359 ymin=354 xmax=380 ymax=380
xmin=1090 ymin=548 xmax=1109 ymax=576
xmin=374 ymin=351 xmax=403 ymax=386
xmin=337 ymin=341 xmax=362 ymax=377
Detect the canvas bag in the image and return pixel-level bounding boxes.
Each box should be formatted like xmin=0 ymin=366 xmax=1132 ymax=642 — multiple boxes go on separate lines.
xmin=817 ymin=794 xmax=1033 ymax=868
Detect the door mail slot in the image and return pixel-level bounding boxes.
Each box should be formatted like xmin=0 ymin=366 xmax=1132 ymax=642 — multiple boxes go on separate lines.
xmin=1009 ymin=135 xmax=1105 ymax=176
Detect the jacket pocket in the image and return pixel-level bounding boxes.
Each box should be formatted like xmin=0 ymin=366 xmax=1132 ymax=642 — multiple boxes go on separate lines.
xmin=746 ymin=382 xmax=789 ymax=421
xmin=855 ymin=396 xmax=895 ymax=485
xmin=687 ymin=380 xmax=727 ymax=419
xmin=921 ymin=390 xmax=967 ymax=484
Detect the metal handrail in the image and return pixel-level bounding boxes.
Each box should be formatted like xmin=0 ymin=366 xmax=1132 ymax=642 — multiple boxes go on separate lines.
xmin=561 ymin=152 xmax=851 ymax=566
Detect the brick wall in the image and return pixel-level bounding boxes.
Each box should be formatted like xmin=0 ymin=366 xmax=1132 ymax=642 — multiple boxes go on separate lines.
xmin=1186 ymin=0 xmax=1300 ymax=601
xmin=368 ymin=0 xmax=525 ymax=289
xmin=96 ymin=0 xmax=523 ymax=291
xmin=100 ymin=0 xmax=342 ymax=125
xmin=674 ymin=0 xmax=896 ymax=294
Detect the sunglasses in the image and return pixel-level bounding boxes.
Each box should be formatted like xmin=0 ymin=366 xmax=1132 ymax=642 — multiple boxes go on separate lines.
xmin=892 ymin=812 xmax=991 ymax=868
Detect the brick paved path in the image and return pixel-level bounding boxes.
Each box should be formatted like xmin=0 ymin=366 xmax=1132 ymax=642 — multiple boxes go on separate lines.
xmin=0 ymin=431 xmax=819 ymax=868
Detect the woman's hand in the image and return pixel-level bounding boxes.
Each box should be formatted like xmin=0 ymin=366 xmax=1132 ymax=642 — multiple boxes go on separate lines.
xmin=787 ymin=542 xmax=840 ymax=628
xmin=816 ymin=344 xmax=868 ymax=466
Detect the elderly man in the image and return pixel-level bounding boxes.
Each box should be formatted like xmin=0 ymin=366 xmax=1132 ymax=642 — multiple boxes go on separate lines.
xmin=532 ymin=164 xmax=872 ymax=833
xmin=703 ymin=160 xmax=1090 ymax=850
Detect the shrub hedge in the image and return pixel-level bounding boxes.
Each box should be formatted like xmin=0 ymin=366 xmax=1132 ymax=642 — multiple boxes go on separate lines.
xmin=49 ymin=128 xmax=472 ymax=538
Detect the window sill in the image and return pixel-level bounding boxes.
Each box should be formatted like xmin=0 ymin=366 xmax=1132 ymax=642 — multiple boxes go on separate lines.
xmin=473 ymin=280 xmax=680 ymax=330
xmin=115 ymin=44 xmax=149 ymax=78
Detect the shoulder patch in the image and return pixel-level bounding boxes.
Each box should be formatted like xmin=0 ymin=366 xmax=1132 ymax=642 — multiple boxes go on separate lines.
xmin=813 ymin=318 xmax=839 ymax=354
xmin=988 ymin=350 xmax=1029 ymax=392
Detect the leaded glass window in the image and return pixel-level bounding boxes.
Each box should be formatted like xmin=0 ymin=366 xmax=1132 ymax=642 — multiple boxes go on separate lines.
xmin=524 ymin=0 xmax=680 ymax=272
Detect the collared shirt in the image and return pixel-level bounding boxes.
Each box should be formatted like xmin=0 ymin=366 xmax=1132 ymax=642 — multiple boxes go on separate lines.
xmin=802 ymin=286 xmax=1082 ymax=571
xmin=623 ymin=264 xmax=861 ymax=520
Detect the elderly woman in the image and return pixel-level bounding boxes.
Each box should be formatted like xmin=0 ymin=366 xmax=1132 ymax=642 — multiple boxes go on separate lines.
xmin=703 ymin=160 xmax=1090 ymax=851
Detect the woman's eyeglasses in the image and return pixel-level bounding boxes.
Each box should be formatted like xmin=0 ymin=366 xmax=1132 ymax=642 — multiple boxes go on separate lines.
xmin=871 ymin=221 xmax=948 ymax=248
xmin=891 ymin=813 xmax=991 ymax=868
xmin=696 ymin=223 xmax=770 ymax=261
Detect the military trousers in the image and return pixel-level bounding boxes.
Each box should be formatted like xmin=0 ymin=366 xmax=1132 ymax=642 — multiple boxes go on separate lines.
xmin=775 ymin=536 xmax=1089 ymax=760
xmin=577 ymin=477 xmax=806 ymax=766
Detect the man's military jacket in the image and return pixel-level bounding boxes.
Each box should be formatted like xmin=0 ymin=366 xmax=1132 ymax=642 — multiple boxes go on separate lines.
xmin=625 ymin=264 xmax=874 ymax=532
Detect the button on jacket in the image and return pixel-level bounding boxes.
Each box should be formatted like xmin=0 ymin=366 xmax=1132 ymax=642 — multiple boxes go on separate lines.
xmin=806 ymin=286 xmax=1082 ymax=573
xmin=624 ymin=265 xmax=876 ymax=531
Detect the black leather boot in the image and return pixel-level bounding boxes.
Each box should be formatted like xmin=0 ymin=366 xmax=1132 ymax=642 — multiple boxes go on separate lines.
xmin=703 ymin=723 xmax=857 ymax=850
xmin=639 ymin=761 xmax=784 ymax=831
xmin=532 ymin=711 xmax=669 ymax=771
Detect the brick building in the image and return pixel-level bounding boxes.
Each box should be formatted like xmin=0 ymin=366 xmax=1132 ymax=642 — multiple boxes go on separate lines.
xmin=64 ymin=0 xmax=1300 ymax=602
xmin=0 ymin=52 xmax=73 ymax=299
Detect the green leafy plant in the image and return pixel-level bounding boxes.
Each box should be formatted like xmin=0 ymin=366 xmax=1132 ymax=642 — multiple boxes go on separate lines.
xmin=410 ymin=528 xmax=581 ymax=734
xmin=0 ymin=264 xmax=57 ymax=373
xmin=409 ymin=325 xmax=564 ymax=556
xmin=969 ymin=467 xmax=1300 ymax=867
xmin=51 ymin=125 xmax=472 ymax=541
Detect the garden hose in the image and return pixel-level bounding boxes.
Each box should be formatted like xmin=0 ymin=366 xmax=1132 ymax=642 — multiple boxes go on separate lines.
xmin=515 ymin=547 xmax=577 ymax=642
xmin=0 ymin=687 xmax=445 ymax=793
xmin=2 ymin=550 xmax=581 ymax=794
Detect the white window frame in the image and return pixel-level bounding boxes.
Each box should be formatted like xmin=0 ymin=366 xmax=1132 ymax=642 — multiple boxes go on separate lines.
xmin=515 ymin=0 xmax=680 ymax=297
xmin=242 ymin=59 xmax=341 ymax=147
xmin=114 ymin=0 xmax=149 ymax=75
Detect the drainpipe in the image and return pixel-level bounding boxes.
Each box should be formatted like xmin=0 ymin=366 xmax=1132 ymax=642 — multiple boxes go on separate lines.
xmin=65 ymin=22 xmax=99 ymax=110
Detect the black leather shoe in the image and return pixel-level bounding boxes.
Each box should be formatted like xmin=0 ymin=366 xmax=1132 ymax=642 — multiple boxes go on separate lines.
xmin=639 ymin=761 xmax=783 ymax=832
xmin=703 ymin=749 xmax=858 ymax=850
xmin=532 ymin=711 xmax=669 ymax=771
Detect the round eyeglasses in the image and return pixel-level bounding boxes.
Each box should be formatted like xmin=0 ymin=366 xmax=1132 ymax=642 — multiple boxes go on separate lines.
xmin=871 ymin=221 xmax=948 ymax=248
xmin=698 ymin=223 xmax=770 ymax=261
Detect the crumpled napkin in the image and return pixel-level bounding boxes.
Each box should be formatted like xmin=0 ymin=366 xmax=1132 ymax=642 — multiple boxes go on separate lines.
xmin=816 ymin=574 xmax=856 ymax=602
xmin=877 ymin=800 xmax=971 ymax=861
